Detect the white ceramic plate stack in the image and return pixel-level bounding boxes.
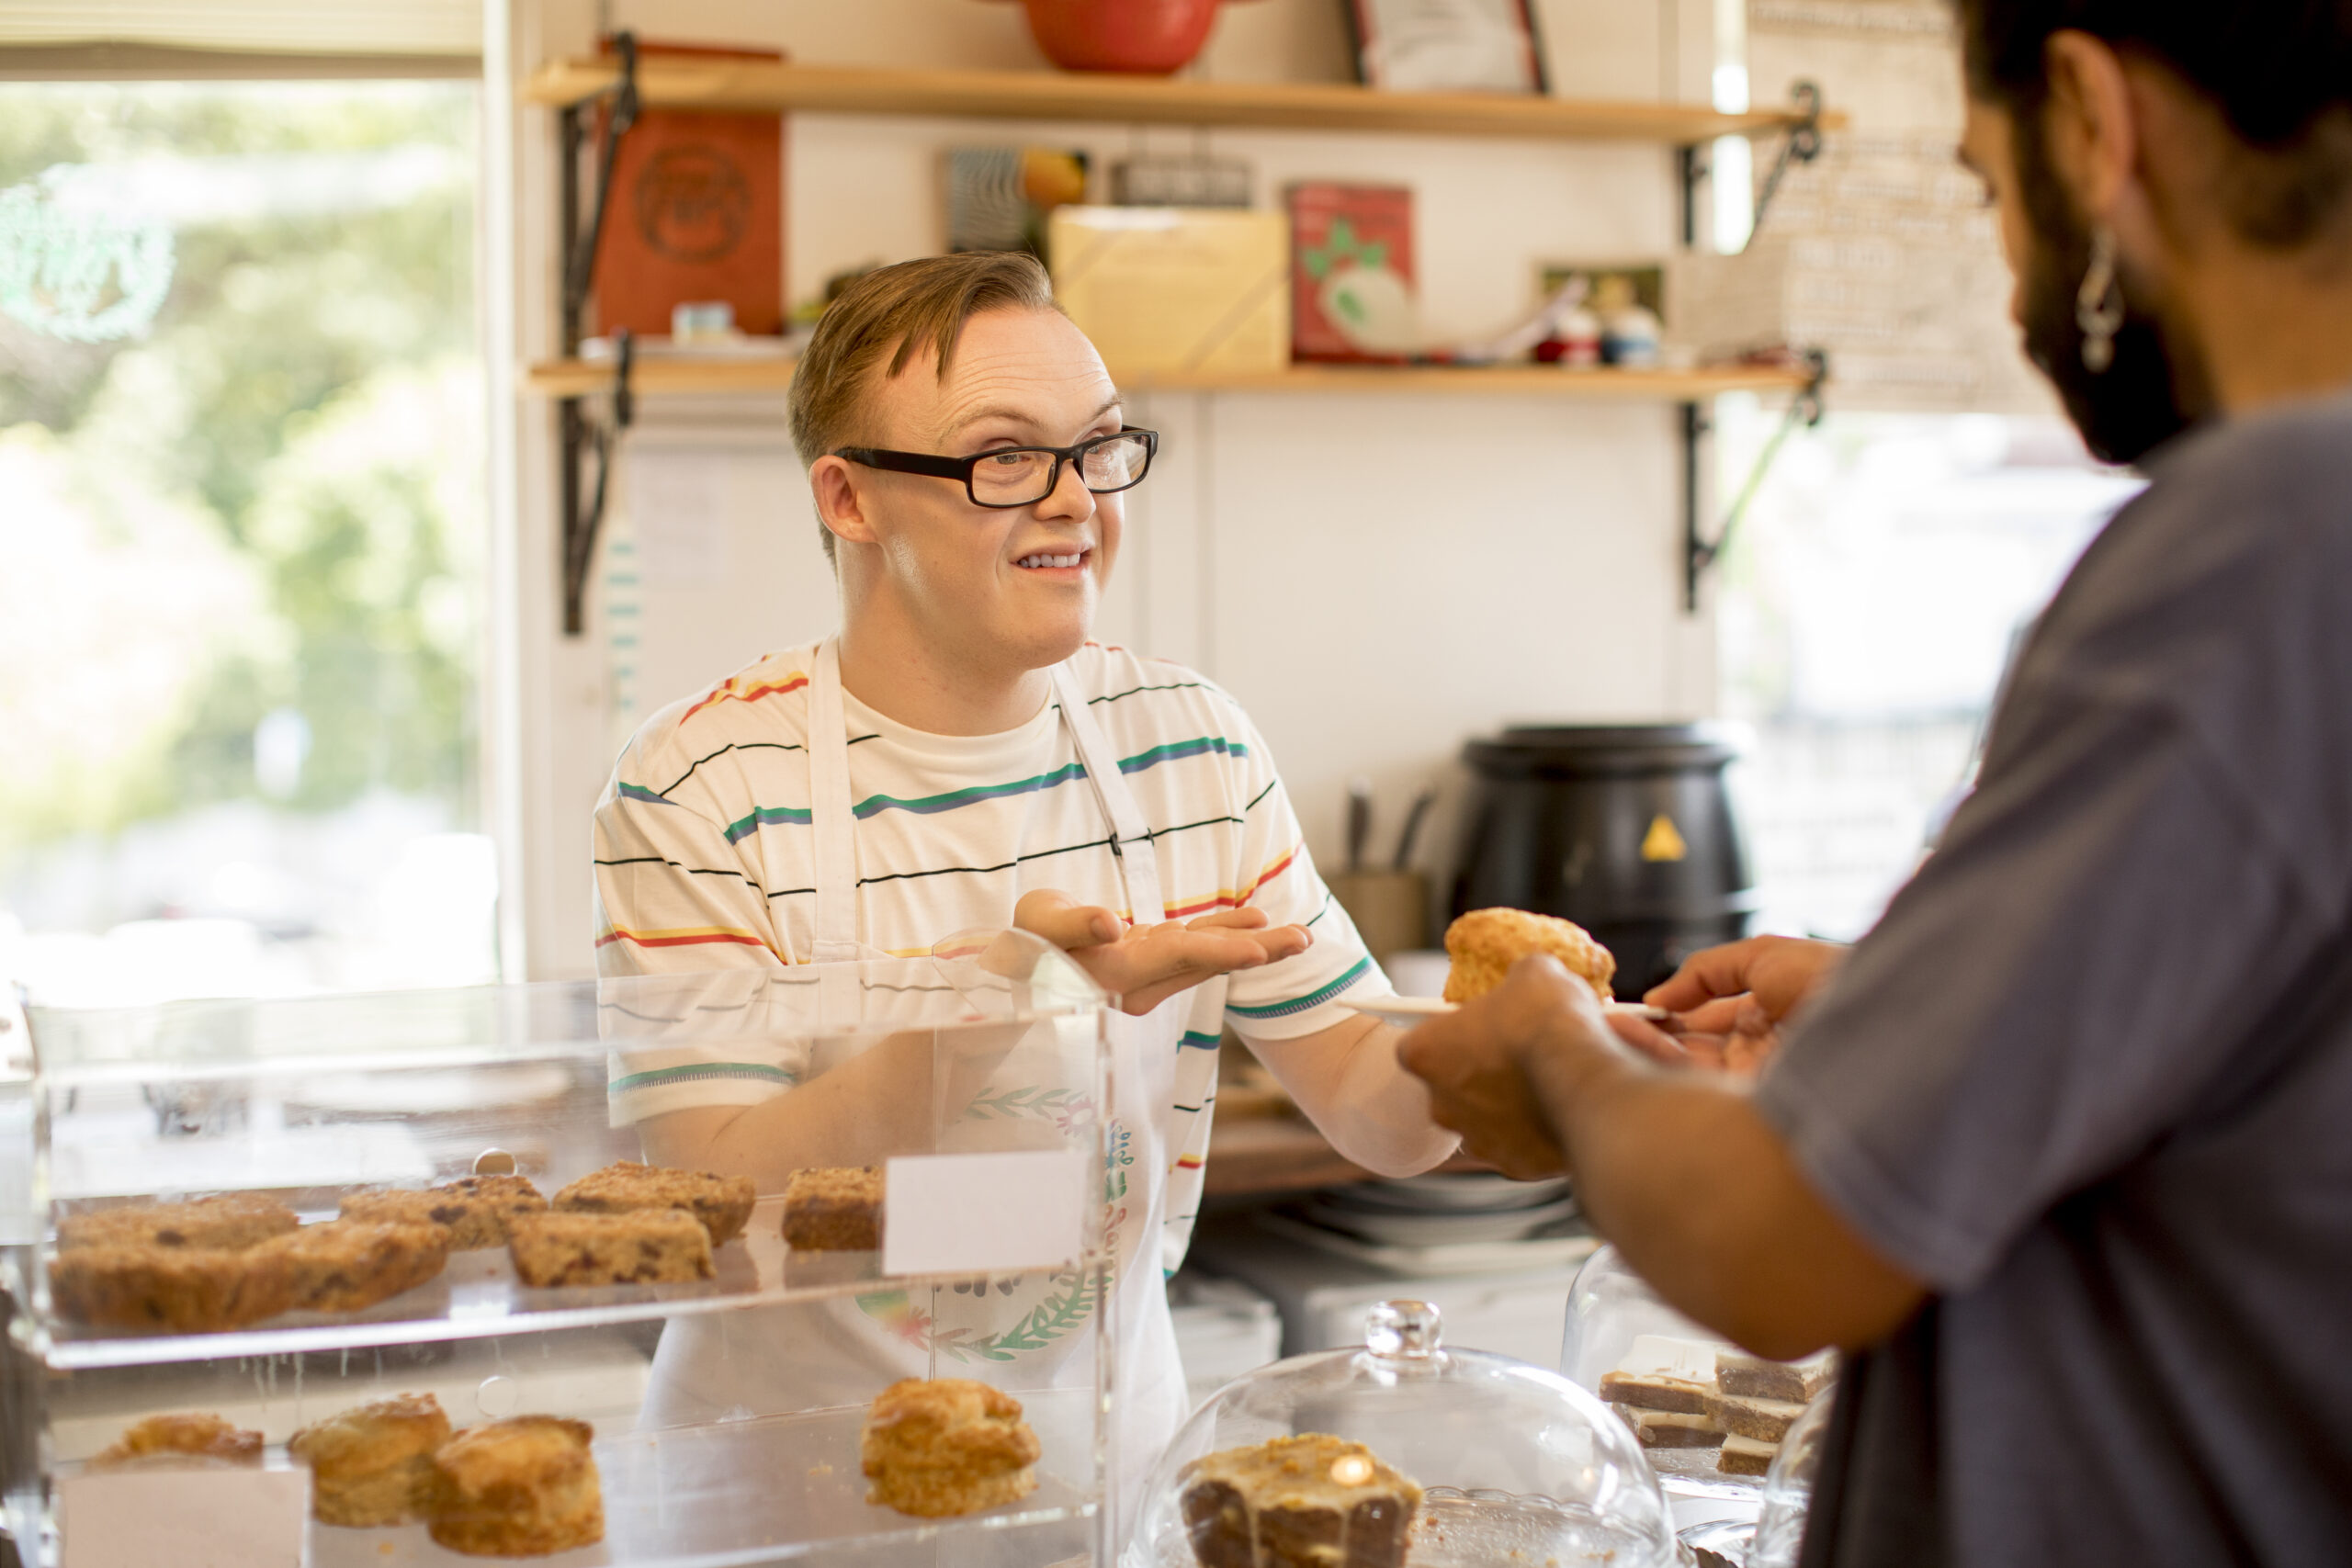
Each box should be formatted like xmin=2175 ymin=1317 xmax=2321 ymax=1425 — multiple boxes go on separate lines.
xmin=1258 ymin=1171 xmax=1597 ymax=1275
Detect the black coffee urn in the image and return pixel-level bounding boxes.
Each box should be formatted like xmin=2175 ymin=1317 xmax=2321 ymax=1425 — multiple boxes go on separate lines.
xmin=1451 ymin=724 xmax=1757 ymax=1000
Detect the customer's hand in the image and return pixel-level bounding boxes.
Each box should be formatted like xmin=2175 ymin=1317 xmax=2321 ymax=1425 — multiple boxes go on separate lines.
xmin=1395 ymin=954 xmax=1625 ymax=1179
xmin=1638 ymin=936 xmax=1848 ymax=1075
xmin=1014 ymin=889 xmax=1310 ymax=1016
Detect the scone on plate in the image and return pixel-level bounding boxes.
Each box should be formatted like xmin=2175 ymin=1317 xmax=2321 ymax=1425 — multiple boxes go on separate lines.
xmin=1442 ymin=908 xmax=1616 ymax=1003
xmin=90 ymin=1412 xmax=264 ymax=1469
xmin=289 ymin=1392 xmax=453 ymax=1526
xmin=59 ymin=1195 xmax=299 ymax=1252
xmin=783 ymin=1166 xmax=884 ymax=1251
xmin=507 ymin=1209 xmax=715 ymax=1286
xmin=340 ymin=1175 xmax=547 ymax=1250
xmin=271 ymin=1219 xmax=452 ymax=1312
xmin=1178 ymin=1433 xmax=1422 ymax=1568
xmin=553 ymin=1161 xmax=757 ymax=1247
xmin=427 ymin=1416 xmax=603 ymax=1557
xmin=50 ymin=1240 xmax=300 ymax=1332
xmin=861 ymin=1378 xmax=1041 ymax=1517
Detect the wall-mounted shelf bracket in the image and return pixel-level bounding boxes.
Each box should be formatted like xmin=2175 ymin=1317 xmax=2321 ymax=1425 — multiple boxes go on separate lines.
xmin=1682 ymin=348 xmax=1827 ymax=614
xmin=1679 ymin=80 xmax=1825 ymax=252
xmin=556 ymin=30 xmax=639 ymax=637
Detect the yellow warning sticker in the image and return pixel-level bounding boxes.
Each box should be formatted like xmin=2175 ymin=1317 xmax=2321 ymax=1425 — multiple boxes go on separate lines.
xmin=1641 ymin=814 xmax=1688 ymax=863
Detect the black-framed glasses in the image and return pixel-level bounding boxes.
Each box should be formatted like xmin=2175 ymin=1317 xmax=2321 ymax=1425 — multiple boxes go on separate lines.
xmin=835 ymin=427 xmax=1159 ymax=509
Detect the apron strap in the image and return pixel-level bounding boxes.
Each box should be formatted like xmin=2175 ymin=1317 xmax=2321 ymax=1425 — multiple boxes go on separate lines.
xmin=807 ymin=637 xmax=863 ymax=962
xmin=1051 ymin=663 xmax=1168 ymax=928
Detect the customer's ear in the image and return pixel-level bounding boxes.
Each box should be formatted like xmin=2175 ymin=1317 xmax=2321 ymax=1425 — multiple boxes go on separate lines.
xmin=810 ymin=456 xmax=878 ymax=547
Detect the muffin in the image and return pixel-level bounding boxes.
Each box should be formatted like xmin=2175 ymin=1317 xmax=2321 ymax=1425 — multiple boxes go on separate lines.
xmin=861 ymin=1378 xmax=1041 ymax=1517
xmin=1179 ymin=1433 xmax=1421 ymax=1568
xmin=427 ymin=1416 xmax=604 ymax=1557
xmin=552 ymin=1161 xmax=757 ymax=1247
xmin=90 ymin=1412 xmax=264 ymax=1469
xmin=1442 ymin=908 xmax=1616 ymax=1003
xmin=289 ymin=1392 xmax=452 ymax=1526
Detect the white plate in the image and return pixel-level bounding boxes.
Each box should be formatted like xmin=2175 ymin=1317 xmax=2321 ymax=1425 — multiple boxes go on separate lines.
xmin=1340 ymin=996 xmax=1666 ymax=1026
xmin=1298 ymin=1194 xmax=1580 ymax=1247
xmin=1347 ymin=1173 xmax=1572 ymax=1213
xmin=1253 ymin=1207 xmax=1601 ymax=1278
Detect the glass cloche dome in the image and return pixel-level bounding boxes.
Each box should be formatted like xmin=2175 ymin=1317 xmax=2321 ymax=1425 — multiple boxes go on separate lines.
xmin=1126 ymin=1299 xmax=1680 ymax=1568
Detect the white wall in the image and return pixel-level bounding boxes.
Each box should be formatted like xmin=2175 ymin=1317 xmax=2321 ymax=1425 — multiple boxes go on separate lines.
xmin=502 ymin=0 xmax=1724 ymax=977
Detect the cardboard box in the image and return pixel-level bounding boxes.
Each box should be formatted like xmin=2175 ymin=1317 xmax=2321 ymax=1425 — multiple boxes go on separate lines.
xmin=1048 ymin=207 xmax=1290 ymax=377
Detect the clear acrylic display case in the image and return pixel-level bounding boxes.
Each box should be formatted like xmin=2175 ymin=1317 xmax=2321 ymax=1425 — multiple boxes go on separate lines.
xmin=2 ymin=932 xmax=1115 ymax=1568
xmin=1126 ymin=1299 xmax=1681 ymax=1568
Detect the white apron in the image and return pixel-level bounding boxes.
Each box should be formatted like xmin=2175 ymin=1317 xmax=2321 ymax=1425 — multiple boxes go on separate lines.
xmin=639 ymin=637 xmax=1192 ymax=1542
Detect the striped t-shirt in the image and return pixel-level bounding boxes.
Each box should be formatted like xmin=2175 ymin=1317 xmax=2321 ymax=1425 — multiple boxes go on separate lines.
xmin=591 ymin=638 xmax=1389 ymax=1267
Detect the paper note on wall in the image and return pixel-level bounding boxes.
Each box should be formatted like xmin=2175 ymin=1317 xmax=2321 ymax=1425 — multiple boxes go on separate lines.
xmin=883 ymin=1150 xmax=1090 ymax=1276
xmin=627 ymin=447 xmax=730 ymax=586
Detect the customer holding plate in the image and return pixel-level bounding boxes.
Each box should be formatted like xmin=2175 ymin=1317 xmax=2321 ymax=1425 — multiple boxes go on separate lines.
xmin=1398 ymin=4 xmax=2352 ymax=1564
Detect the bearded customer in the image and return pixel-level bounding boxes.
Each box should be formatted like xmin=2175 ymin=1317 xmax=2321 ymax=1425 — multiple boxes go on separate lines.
xmin=1396 ymin=4 xmax=2352 ymax=1563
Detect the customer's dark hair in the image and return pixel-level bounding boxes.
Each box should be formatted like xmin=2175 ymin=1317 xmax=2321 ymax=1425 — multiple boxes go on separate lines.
xmin=1954 ymin=0 xmax=2352 ymax=247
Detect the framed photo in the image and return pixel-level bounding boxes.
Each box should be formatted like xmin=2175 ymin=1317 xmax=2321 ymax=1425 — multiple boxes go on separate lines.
xmin=1346 ymin=0 xmax=1548 ymax=95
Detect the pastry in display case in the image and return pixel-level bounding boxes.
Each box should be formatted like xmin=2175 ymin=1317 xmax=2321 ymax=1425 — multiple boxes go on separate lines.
xmin=1560 ymin=1244 xmax=1835 ymax=1497
xmin=1126 ymin=1298 xmax=1683 ymax=1568
xmin=1 ymin=931 xmax=1118 ymax=1567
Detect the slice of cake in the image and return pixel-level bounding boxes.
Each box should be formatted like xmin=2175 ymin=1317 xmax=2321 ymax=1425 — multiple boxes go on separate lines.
xmin=1178 ymin=1433 xmax=1421 ymax=1568
xmin=289 ymin=1392 xmax=452 ymax=1526
xmin=340 ymin=1176 xmax=547 ymax=1250
xmin=506 ymin=1209 xmax=714 ymax=1287
xmin=861 ymin=1379 xmax=1041 ymax=1517
xmin=1596 ymin=1371 xmax=1713 ymax=1416
xmin=1612 ymin=1405 xmax=1724 ymax=1450
xmin=1715 ymin=1348 xmax=1834 ymax=1404
xmin=783 ymin=1167 xmax=885 ymax=1251
xmin=271 ymin=1220 xmax=452 ymax=1312
xmin=60 ymin=1195 xmax=298 ymax=1252
xmin=50 ymin=1240 xmax=300 ymax=1332
xmin=427 ymin=1416 xmax=604 ymax=1557
xmin=553 ymin=1161 xmax=756 ymax=1247
xmin=1717 ymin=1434 xmax=1779 ymax=1477
xmin=90 ymin=1413 xmax=264 ymax=1469
xmin=1703 ymin=1391 xmax=1808 ymax=1445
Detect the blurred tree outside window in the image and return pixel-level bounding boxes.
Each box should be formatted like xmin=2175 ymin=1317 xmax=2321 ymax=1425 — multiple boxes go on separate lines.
xmin=0 ymin=79 xmax=492 ymax=1004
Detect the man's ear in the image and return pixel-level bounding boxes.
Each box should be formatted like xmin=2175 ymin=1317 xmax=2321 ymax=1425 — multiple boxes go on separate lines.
xmin=809 ymin=455 xmax=877 ymax=549
xmin=2041 ymin=29 xmax=2139 ymax=224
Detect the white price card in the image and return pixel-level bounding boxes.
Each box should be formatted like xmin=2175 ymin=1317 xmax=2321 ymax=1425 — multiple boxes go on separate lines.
xmin=883 ymin=1150 xmax=1090 ymax=1278
xmin=61 ymin=1464 xmax=310 ymax=1568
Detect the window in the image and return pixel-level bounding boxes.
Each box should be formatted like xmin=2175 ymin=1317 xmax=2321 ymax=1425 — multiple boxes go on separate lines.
xmin=0 ymin=77 xmax=492 ymax=1003
xmin=1713 ymin=402 xmax=2144 ymax=941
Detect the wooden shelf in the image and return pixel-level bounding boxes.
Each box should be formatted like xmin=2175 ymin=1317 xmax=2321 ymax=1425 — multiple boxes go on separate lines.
xmin=520 ymin=58 xmax=1837 ymax=145
xmin=524 ymin=355 xmax=1816 ymax=401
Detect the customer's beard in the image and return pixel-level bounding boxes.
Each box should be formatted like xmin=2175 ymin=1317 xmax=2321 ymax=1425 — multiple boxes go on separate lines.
xmin=2013 ymin=155 xmax=2207 ymax=466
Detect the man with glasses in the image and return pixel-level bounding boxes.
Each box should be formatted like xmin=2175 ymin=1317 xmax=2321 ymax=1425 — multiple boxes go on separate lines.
xmin=590 ymin=252 xmax=1454 ymax=1515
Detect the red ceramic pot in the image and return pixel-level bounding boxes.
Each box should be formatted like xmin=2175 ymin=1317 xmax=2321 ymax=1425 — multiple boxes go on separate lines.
xmin=1016 ymin=0 xmax=1226 ymax=74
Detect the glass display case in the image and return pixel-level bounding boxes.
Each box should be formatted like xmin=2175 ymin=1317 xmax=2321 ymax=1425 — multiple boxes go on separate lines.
xmin=1560 ymin=1245 xmax=1833 ymax=1506
xmin=1125 ymin=1299 xmax=1681 ymax=1568
xmin=2 ymin=932 xmax=1114 ymax=1568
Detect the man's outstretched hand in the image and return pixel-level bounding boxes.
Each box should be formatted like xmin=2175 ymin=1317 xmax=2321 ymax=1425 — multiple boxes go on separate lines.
xmin=1616 ymin=936 xmax=1849 ymax=1077
xmin=1014 ymin=889 xmax=1310 ymax=1016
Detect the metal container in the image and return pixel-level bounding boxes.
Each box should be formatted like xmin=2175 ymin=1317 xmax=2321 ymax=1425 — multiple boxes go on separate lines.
xmin=1450 ymin=724 xmax=1756 ymax=999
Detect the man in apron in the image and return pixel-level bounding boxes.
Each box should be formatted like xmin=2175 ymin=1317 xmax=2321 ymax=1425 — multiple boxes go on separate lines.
xmin=591 ymin=252 xmax=1459 ymax=1534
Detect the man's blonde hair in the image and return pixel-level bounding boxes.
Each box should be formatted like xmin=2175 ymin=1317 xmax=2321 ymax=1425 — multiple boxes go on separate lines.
xmin=788 ymin=252 xmax=1064 ymax=562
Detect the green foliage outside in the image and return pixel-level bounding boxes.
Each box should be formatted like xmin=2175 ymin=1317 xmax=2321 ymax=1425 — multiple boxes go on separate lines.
xmin=0 ymin=81 xmax=482 ymax=874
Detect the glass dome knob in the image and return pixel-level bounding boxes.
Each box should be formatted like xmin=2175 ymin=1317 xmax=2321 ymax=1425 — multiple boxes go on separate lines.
xmin=1364 ymin=1299 xmax=1442 ymax=1358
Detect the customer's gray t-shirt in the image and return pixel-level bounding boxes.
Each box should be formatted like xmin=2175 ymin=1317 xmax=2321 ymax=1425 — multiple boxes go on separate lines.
xmin=1753 ymin=392 xmax=2352 ymax=1567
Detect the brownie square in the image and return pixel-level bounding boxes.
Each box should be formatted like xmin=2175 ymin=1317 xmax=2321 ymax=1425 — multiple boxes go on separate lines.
xmin=783 ymin=1167 xmax=885 ymax=1251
